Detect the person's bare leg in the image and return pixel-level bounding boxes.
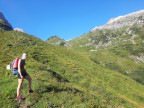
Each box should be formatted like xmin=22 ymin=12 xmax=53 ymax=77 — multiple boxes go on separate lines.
xmin=24 ymin=75 xmax=32 ymax=90
xmin=17 ymin=79 xmax=23 ymax=97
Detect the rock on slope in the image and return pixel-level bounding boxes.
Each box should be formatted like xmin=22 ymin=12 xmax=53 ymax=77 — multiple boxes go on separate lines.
xmin=14 ymin=28 xmax=24 ymax=32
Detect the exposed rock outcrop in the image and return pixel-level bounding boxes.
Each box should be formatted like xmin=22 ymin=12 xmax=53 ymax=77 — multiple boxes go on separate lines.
xmin=14 ymin=28 xmax=24 ymax=32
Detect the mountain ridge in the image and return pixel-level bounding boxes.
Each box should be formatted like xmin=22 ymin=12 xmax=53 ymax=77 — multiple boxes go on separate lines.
xmin=91 ymin=9 xmax=144 ymax=31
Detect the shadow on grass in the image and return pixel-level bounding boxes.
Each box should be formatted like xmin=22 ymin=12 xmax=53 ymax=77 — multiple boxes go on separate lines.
xmin=38 ymin=66 xmax=69 ymax=83
xmin=35 ymin=84 xmax=81 ymax=95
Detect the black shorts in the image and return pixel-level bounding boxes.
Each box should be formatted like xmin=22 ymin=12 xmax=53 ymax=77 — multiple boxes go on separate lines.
xmin=17 ymin=69 xmax=28 ymax=79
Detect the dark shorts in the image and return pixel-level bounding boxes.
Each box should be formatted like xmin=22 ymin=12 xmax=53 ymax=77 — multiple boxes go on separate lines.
xmin=17 ymin=69 xmax=29 ymax=79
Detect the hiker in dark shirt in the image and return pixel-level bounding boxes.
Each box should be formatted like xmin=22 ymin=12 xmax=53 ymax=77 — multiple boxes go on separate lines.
xmin=16 ymin=53 xmax=33 ymax=102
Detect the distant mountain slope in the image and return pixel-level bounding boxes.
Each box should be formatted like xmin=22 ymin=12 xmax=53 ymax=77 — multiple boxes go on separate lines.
xmin=65 ymin=10 xmax=144 ymax=85
xmin=0 ymin=12 xmax=13 ymax=30
xmin=1 ymin=30 xmax=144 ymax=107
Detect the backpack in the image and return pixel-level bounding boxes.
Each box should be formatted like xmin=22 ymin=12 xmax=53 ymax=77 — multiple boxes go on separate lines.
xmin=10 ymin=58 xmax=20 ymax=75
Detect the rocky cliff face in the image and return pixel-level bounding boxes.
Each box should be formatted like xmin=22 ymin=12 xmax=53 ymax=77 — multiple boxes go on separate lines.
xmin=0 ymin=11 xmax=13 ymax=30
xmin=91 ymin=10 xmax=144 ymax=31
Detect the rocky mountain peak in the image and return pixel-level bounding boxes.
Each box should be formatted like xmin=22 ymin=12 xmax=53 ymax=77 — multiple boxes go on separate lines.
xmin=0 ymin=11 xmax=13 ymax=30
xmin=91 ymin=10 xmax=144 ymax=32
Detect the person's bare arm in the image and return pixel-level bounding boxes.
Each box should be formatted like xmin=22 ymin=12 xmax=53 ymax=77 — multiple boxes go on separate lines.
xmin=18 ymin=59 xmax=23 ymax=78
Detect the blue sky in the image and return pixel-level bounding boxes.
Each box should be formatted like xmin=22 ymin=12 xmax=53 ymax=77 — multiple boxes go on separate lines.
xmin=0 ymin=0 xmax=144 ymax=41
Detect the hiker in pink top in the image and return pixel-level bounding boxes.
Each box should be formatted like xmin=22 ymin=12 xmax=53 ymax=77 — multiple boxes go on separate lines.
xmin=16 ymin=53 xmax=33 ymax=102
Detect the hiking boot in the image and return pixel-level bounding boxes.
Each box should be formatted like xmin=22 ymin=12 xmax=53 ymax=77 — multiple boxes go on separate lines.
xmin=16 ymin=97 xmax=23 ymax=103
xmin=29 ymin=89 xmax=33 ymax=94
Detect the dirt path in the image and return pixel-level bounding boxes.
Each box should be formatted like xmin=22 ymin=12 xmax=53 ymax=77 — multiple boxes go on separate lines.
xmin=18 ymin=95 xmax=30 ymax=108
xmin=19 ymin=99 xmax=28 ymax=108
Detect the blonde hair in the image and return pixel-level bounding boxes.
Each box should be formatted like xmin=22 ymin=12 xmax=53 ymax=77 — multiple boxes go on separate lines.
xmin=22 ymin=53 xmax=28 ymax=58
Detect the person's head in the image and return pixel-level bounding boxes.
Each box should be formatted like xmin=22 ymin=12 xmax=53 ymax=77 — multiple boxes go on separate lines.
xmin=22 ymin=53 xmax=28 ymax=59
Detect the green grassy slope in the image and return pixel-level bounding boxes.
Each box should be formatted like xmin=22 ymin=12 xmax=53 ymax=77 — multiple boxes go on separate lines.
xmin=1 ymin=30 xmax=144 ymax=108
xmin=66 ymin=25 xmax=144 ymax=85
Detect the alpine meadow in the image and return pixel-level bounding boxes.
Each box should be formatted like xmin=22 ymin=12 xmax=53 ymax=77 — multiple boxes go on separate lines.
xmin=0 ymin=10 xmax=144 ymax=108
